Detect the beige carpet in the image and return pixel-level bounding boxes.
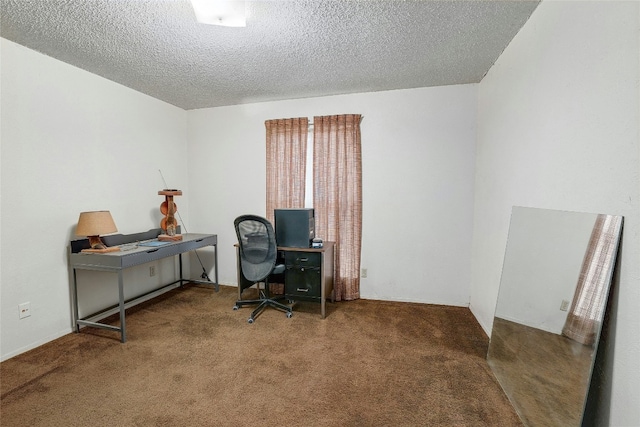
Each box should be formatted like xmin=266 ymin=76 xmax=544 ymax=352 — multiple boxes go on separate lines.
xmin=1 ymin=284 xmax=522 ymax=426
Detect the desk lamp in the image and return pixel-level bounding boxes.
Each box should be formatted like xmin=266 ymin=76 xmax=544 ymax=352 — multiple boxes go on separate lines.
xmin=76 ymin=211 xmax=120 ymax=253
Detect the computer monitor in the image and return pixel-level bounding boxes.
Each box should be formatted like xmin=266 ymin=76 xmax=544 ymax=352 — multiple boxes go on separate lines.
xmin=274 ymin=208 xmax=315 ymax=248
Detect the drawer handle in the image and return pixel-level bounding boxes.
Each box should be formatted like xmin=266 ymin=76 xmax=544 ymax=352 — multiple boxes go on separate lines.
xmin=298 ymin=257 xmax=308 ymax=262
xmin=296 ymin=288 xmax=309 ymax=292
xmin=146 ymin=249 xmax=159 ymax=253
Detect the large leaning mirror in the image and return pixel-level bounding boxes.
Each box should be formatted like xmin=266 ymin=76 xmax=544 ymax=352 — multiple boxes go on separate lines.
xmin=487 ymin=207 xmax=623 ymax=427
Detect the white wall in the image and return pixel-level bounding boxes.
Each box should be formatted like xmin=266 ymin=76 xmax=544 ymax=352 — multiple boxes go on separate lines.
xmin=186 ymin=85 xmax=478 ymax=306
xmin=0 ymin=39 xmax=188 ymax=360
xmin=471 ymin=2 xmax=639 ymax=426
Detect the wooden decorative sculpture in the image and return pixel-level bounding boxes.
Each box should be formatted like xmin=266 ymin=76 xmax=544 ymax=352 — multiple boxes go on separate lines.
xmin=158 ymin=189 xmax=183 ymax=241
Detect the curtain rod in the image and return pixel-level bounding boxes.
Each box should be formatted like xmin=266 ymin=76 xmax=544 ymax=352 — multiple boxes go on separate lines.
xmin=308 ymin=116 xmax=364 ymax=126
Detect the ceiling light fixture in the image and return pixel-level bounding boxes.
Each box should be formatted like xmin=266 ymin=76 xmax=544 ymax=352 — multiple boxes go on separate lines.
xmin=190 ymin=0 xmax=246 ymax=27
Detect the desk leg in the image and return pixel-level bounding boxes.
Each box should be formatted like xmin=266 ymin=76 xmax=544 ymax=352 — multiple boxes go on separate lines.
xmin=214 ymin=244 xmax=219 ymax=291
xmin=176 ymin=248 xmax=219 ymax=291
xmin=118 ymin=271 xmax=127 ymax=343
xmin=72 ymin=268 xmax=80 ymax=332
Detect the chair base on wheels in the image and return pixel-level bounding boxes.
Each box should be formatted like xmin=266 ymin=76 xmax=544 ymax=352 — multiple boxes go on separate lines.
xmin=233 ymin=287 xmax=293 ymax=323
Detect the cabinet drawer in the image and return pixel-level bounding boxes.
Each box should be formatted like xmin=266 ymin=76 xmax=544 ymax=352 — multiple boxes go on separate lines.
xmin=285 ymin=266 xmax=321 ymax=300
xmin=284 ymin=251 xmax=321 ymax=268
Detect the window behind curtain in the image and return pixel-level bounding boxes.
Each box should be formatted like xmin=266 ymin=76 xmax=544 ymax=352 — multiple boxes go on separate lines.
xmin=266 ymin=114 xmax=362 ymax=301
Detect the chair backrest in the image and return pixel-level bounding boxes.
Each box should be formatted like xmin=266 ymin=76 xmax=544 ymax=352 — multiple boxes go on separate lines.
xmin=234 ymin=215 xmax=278 ymax=282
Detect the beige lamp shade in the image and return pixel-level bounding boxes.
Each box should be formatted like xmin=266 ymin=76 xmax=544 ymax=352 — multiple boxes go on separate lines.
xmin=76 ymin=211 xmax=117 ymax=237
xmin=76 ymin=211 xmax=119 ymax=252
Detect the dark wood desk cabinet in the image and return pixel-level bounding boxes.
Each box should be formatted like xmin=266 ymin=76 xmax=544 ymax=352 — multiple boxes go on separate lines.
xmin=282 ymin=242 xmax=335 ymax=315
xmin=236 ymin=242 xmax=335 ymax=318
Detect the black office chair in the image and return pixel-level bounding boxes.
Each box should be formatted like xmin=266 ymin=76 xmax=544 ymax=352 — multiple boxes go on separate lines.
xmin=233 ymin=215 xmax=292 ymax=323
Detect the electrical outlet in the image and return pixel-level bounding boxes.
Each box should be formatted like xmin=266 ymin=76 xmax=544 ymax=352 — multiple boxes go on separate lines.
xmin=149 ymin=266 xmax=156 ymax=277
xmin=560 ymin=299 xmax=569 ymax=311
xmin=361 ymin=268 xmax=368 ymax=278
xmin=19 ymin=302 xmax=31 ymax=319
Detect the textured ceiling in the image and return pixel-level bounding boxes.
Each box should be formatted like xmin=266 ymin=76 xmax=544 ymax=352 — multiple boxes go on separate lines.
xmin=1 ymin=0 xmax=539 ymax=110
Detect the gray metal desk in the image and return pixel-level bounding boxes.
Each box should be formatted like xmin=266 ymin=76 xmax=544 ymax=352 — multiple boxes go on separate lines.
xmin=70 ymin=231 xmax=218 ymax=342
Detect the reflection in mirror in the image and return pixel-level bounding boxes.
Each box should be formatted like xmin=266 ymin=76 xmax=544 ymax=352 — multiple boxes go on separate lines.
xmin=487 ymin=207 xmax=623 ymax=427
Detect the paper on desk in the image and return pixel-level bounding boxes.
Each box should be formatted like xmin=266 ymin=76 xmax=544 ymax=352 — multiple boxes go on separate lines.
xmin=138 ymin=240 xmax=171 ymax=247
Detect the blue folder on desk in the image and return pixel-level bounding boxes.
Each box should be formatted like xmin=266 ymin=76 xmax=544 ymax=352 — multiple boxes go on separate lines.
xmin=138 ymin=240 xmax=171 ymax=247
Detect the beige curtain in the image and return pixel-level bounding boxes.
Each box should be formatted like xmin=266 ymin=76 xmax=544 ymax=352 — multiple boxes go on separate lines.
xmin=562 ymin=214 xmax=623 ymax=346
xmin=313 ymin=114 xmax=363 ymax=301
xmin=265 ymin=118 xmax=309 ymax=224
